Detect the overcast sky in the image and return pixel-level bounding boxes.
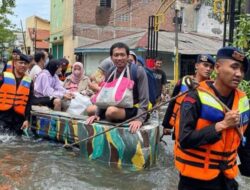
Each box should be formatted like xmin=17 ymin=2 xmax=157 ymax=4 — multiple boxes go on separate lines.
xmin=9 ymin=0 xmax=50 ymax=28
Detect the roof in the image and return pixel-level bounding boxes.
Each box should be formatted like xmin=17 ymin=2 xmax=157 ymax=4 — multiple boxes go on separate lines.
xmin=75 ymin=31 xmax=223 ymax=55
xmin=28 ymin=28 xmax=50 ymax=41
xmin=26 ymin=15 xmax=50 ymax=24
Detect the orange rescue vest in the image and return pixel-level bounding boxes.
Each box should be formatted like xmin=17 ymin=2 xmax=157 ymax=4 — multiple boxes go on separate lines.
xmin=174 ymin=81 xmax=249 ymax=180
xmin=6 ymin=60 xmax=13 ymax=72
xmin=169 ymin=76 xmax=191 ymax=128
xmin=0 ymin=72 xmax=31 ymax=116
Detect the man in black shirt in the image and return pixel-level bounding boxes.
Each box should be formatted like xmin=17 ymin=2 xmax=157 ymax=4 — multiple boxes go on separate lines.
xmin=0 ymin=54 xmax=33 ymax=135
xmin=152 ymin=57 xmax=167 ymax=102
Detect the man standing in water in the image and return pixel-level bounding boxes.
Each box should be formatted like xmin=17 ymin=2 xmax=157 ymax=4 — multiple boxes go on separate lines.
xmin=175 ymin=47 xmax=249 ymax=190
xmin=152 ymin=57 xmax=167 ymax=102
xmin=0 ymin=54 xmax=33 ymax=135
xmin=162 ymin=54 xmax=215 ymax=134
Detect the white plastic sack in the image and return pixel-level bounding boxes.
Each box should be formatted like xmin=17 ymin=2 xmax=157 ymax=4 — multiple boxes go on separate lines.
xmin=66 ymin=92 xmax=92 ymax=115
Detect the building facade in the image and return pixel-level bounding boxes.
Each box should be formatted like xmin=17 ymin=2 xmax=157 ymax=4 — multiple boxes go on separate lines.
xmin=25 ymin=16 xmax=50 ymax=55
xmin=50 ymin=0 xmax=175 ymax=63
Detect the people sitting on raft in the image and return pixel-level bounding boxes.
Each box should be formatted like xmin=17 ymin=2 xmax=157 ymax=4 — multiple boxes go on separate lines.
xmin=86 ymin=42 xmax=149 ymax=133
xmin=86 ymin=51 xmax=140 ymax=116
xmin=28 ymin=51 xmax=46 ymax=81
xmin=58 ymin=58 xmax=71 ymax=81
xmin=62 ymin=62 xmax=93 ymax=111
xmin=86 ymin=57 xmax=114 ymax=116
xmin=33 ymin=59 xmax=74 ymax=111
xmin=63 ymin=62 xmax=92 ymax=95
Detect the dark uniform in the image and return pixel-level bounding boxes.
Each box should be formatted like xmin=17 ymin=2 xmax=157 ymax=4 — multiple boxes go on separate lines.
xmin=176 ymin=47 xmax=249 ymax=190
xmin=178 ymin=81 xmax=242 ymax=190
xmin=162 ymin=54 xmax=215 ymax=134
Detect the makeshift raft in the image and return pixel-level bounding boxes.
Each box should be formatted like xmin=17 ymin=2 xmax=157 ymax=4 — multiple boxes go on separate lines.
xmin=30 ymin=108 xmax=160 ymax=170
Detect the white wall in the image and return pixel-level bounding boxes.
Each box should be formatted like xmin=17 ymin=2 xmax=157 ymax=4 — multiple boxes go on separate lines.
xmin=196 ymin=4 xmax=224 ymax=36
xmin=84 ymin=52 xmax=109 ymax=76
xmin=182 ymin=3 xmax=223 ymax=37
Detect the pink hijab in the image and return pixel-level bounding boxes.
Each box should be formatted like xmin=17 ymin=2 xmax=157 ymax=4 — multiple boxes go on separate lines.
xmin=71 ymin=62 xmax=85 ymax=84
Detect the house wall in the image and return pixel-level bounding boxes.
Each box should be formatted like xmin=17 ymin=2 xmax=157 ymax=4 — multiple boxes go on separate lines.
xmin=74 ymin=0 xmax=175 ymax=41
xmin=182 ymin=3 xmax=223 ymax=36
xmin=50 ymin=0 xmax=65 ymax=59
xmin=62 ymin=0 xmax=75 ymax=63
xmin=25 ymin=16 xmax=50 ymax=55
xmin=83 ymin=52 xmax=110 ymax=76
xmin=83 ymin=51 xmax=175 ymax=80
xmin=196 ymin=4 xmax=223 ymax=36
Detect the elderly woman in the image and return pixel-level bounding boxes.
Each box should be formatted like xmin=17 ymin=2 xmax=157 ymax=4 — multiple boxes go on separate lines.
xmin=63 ymin=62 xmax=91 ymax=95
xmin=33 ymin=59 xmax=73 ymax=111
xmin=62 ymin=62 xmax=92 ymax=112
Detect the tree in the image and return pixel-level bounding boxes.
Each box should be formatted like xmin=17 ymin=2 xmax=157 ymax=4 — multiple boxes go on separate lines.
xmin=0 ymin=0 xmax=16 ymax=53
xmin=234 ymin=12 xmax=250 ymax=91
xmin=234 ymin=14 xmax=250 ymax=56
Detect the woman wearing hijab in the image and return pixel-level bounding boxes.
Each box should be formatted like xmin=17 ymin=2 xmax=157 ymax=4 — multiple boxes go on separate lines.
xmin=61 ymin=62 xmax=93 ymax=112
xmin=63 ymin=62 xmax=91 ymax=94
xmin=33 ymin=59 xmax=73 ymax=111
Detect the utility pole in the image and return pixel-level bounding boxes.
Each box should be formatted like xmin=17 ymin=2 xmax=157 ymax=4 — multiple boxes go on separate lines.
xmin=174 ymin=0 xmax=181 ymax=82
xmin=20 ymin=19 xmax=27 ymax=54
xmin=34 ymin=19 xmax=37 ymax=52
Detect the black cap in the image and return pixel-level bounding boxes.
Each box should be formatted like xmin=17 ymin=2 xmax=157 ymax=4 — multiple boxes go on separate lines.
xmin=12 ymin=48 xmax=21 ymax=54
xmin=216 ymin=47 xmax=249 ymax=73
xmin=18 ymin=54 xmax=30 ymax=63
xmin=197 ymin=54 xmax=215 ymax=65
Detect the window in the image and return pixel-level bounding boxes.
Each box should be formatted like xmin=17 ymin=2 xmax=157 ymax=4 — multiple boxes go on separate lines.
xmin=117 ymin=13 xmax=129 ymax=21
xmin=100 ymin=0 xmax=111 ymax=8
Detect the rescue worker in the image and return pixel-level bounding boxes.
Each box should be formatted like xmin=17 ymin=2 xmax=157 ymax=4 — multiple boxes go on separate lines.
xmin=0 ymin=54 xmax=33 ymax=135
xmin=2 ymin=48 xmax=21 ymax=73
xmin=175 ymin=47 xmax=249 ymax=190
xmin=162 ymin=54 xmax=215 ymax=135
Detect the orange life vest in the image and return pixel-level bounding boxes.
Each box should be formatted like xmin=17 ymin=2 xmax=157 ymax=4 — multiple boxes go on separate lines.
xmin=169 ymin=76 xmax=191 ymax=128
xmin=0 ymin=72 xmax=31 ymax=116
xmin=6 ymin=60 xmax=13 ymax=72
xmin=174 ymin=81 xmax=249 ymax=180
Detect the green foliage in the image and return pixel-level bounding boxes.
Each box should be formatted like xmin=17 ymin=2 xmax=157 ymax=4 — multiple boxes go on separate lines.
xmin=210 ymin=70 xmax=217 ymax=80
xmin=238 ymin=80 xmax=250 ymax=99
xmin=0 ymin=0 xmax=16 ymax=45
xmin=234 ymin=14 xmax=250 ymax=57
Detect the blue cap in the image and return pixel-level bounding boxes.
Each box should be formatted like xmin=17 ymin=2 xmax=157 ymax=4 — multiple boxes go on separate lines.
xmin=216 ymin=47 xmax=249 ymax=72
xmin=197 ymin=54 xmax=215 ymax=65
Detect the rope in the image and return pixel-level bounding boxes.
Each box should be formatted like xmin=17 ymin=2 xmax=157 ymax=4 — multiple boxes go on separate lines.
xmin=63 ymin=77 xmax=196 ymax=149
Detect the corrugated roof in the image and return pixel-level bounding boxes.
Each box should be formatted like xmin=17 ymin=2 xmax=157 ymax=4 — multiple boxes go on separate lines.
xmin=75 ymin=31 xmax=223 ymax=55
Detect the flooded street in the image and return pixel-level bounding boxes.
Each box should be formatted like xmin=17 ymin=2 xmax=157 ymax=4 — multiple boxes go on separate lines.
xmin=0 ymin=134 xmax=250 ymax=190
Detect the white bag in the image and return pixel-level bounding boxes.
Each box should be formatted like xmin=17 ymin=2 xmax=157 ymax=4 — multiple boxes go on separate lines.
xmin=92 ymin=66 xmax=134 ymax=109
xmin=66 ymin=92 xmax=92 ymax=115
